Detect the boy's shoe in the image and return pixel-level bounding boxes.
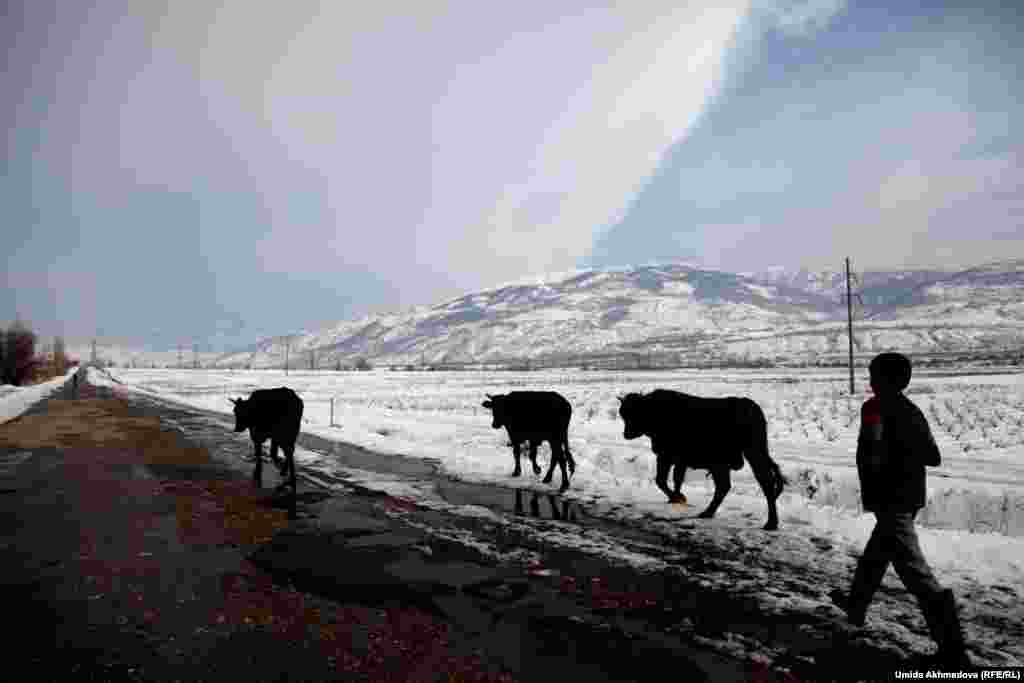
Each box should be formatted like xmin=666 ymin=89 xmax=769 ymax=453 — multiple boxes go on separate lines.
xmin=829 ymin=588 xmax=867 ymax=627
xmin=921 ymin=589 xmax=971 ymax=668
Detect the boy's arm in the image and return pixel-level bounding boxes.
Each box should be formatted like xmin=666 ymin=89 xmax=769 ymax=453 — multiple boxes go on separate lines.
xmin=858 ymin=399 xmax=885 ymax=470
xmin=906 ymin=405 xmax=941 ymax=467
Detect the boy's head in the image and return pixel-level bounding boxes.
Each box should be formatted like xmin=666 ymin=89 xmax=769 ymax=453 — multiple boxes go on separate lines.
xmin=869 ymin=352 xmax=912 ymax=395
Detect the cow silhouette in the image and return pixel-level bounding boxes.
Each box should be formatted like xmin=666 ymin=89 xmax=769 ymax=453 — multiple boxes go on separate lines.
xmin=482 ymin=391 xmax=575 ymax=492
xmin=618 ymin=389 xmax=786 ymax=530
xmin=230 ymin=388 xmax=304 ymax=503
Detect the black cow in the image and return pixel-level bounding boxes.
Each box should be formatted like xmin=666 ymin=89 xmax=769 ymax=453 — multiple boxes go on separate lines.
xmin=481 ymin=391 xmax=576 ymax=492
xmin=618 ymin=390 xmax=786 ymax=530
xmin=230 ymin=387 xmax=304 ymax=496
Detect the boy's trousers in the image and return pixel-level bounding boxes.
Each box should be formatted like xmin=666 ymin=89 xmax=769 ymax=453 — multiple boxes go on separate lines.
xmin=850 ymin=510 xmax=943 ymax=607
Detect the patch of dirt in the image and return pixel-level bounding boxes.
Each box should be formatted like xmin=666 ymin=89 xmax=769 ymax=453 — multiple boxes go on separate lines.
xmin=0 ymin=398 xmax=211 ymax=465
xmin=162 ymin=480 xmax=291 ymax=548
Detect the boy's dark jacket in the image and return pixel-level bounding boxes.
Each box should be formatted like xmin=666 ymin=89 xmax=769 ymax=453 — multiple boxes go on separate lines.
xmin=857 ymin=393 xmax=941 ymax=512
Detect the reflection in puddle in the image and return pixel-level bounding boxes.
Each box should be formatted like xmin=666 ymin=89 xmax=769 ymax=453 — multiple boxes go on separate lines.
xmin=515 ymin=489 xmax=579 ymax=522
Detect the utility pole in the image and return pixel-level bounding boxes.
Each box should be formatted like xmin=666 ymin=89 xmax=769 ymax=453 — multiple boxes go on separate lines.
xmin=285 ymin=340 xmax=289 ymax=375
xmin=193 ymin=343 xmax=198 ymax=369
xmin=91 ymin=339 xmax=97 ymax=365
xmin=845 ymin=257 xmax=855 ymax=395
xmin=310 ymin=348 xmax=315 ymax=371
xmin=178 ymin=343 xmax=183 ymax=369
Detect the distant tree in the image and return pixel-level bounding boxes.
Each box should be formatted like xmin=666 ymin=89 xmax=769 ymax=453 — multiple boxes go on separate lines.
xmin=2 ymin=320 xmax=38 ymax=386
xmin=354 ymin=357 xmax=372 ymax=371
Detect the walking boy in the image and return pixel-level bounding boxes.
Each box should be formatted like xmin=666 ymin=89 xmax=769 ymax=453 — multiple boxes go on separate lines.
xmin=830 ymin=352 xmax=970 ymax=666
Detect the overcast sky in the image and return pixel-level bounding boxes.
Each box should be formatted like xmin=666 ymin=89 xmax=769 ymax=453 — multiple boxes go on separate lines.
xmin=3 ymin=1 xmax=1022 ymax=350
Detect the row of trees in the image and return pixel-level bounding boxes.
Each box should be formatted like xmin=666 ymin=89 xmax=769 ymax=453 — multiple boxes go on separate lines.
xmin=0 ymin=320 xmax=77 ymax=386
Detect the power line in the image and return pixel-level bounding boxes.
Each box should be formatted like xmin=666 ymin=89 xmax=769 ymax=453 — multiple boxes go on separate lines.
xmin=845 ymin=257 xmax=855 ymax=395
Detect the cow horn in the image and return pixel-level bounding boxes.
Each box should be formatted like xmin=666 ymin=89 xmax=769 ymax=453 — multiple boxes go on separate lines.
xmin=485 ymin=393 xmax=494 ymax=399
xmin=229 ymin=397 xmax=238 ymax=405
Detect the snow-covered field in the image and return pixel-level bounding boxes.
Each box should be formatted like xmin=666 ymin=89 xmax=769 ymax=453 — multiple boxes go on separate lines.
xmin=92 ymin=366 xmax=1024 ymax=591
xmin=0 ymin=369 xmax=77 ymax=425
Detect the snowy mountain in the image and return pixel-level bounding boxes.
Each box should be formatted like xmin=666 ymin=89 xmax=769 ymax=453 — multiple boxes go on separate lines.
xmin=211 ymin=259 xmax=1024 ymax=369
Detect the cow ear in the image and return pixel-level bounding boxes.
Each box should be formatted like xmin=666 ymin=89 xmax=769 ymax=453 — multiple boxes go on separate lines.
xmin=229 ymin=398 xmax=238 ymax=405
xmin=482 ymin=400 xmax=492 ymax=408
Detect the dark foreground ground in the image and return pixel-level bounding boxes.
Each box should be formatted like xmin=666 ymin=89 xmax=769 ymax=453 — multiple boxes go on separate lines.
xmin=0 ymin=373 xmax=1015 ymax=682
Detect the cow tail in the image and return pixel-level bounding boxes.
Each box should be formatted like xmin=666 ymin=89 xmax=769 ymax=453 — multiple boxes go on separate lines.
xmin=748 ymin=401 xmax=786 ymax=500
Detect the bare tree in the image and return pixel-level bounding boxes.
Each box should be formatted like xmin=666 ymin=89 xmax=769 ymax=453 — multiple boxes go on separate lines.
xmin=2 ymin=319 xmax=37 ymax=386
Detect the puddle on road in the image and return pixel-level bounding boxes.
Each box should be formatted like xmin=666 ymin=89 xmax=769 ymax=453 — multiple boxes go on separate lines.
xmin=434 ymin=479 xmax=585 ymax=523
xmin=301 ymin=433 xmax=441 ymax=480
xmin=123 ymin=393 xmax=675 ymax=547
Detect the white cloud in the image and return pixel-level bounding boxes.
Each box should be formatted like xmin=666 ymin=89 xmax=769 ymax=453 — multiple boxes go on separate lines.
xmin=757 ymin=0 xmax=848 ymax=37
xmin=696 ymin=134 xmax=1024 ymax=273
xmin=442 ymin=4 xmax=751 ymax=285
xmin=129 ymin=3 xmax=757 ymax=292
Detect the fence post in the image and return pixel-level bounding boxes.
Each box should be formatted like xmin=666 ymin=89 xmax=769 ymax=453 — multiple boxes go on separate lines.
xmin=330 ymin=397 xmax=334 ymax=427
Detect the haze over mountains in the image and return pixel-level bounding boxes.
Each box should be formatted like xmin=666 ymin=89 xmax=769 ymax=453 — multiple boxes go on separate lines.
xmin=200 ymin=259 xmax=1024 ymax=369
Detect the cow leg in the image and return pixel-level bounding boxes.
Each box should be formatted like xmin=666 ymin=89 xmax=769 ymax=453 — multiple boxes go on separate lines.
xmin=268 ymin=441 xmax=299 ymax=519
xmin=564 ymin=445 xmax=576 ymax=476
xmin=672 ymin=463 xmax=688 ymax=504
xmin=284 ymin=440 xmax=296 ymax=479
xmin=698 ymin=468 xmax=732 ymax=519
xmin=541 ymin=441 xmax=557 ymax=483
xmin=511 ymin=441 xmax=522 ymax=477
xmin=274 ymin=441 xmax=295 ymax=491
xmin=287 ymin=442 xmax=298 ymax=519
xmin=530 ymin=442 xmax=542 ymax=477
xmin=252 ymin=441 xmax=264 ymax=486
xmin=654 ymin=456 xmax=676 ymax=502
xmin=269 ymin=440 xmax=285 ymax=474
xmin=555 ymin=441 xmax=571 ymax=492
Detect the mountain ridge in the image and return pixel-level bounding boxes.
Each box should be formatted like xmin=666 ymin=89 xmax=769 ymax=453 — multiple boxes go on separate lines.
xmin=210 ymin=258 xmax=1024 ymax=368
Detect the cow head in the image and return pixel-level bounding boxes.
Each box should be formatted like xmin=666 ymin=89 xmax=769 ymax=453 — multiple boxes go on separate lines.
xmin=229 ymin=397 xmax=250 ymax=432
xmin=481 ymin=393 xmax=506 ymax=429
xmin=617 ymin=392 xmax=646 ymax=440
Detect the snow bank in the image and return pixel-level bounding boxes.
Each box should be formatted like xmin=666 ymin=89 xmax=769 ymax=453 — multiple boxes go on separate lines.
xmin=0 ymin=369 xmax=77 ymax=425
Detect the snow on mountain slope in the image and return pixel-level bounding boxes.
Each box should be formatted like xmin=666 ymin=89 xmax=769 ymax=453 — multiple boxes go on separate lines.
xmin=212 ymin=259 xmax=1024 ymax=368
